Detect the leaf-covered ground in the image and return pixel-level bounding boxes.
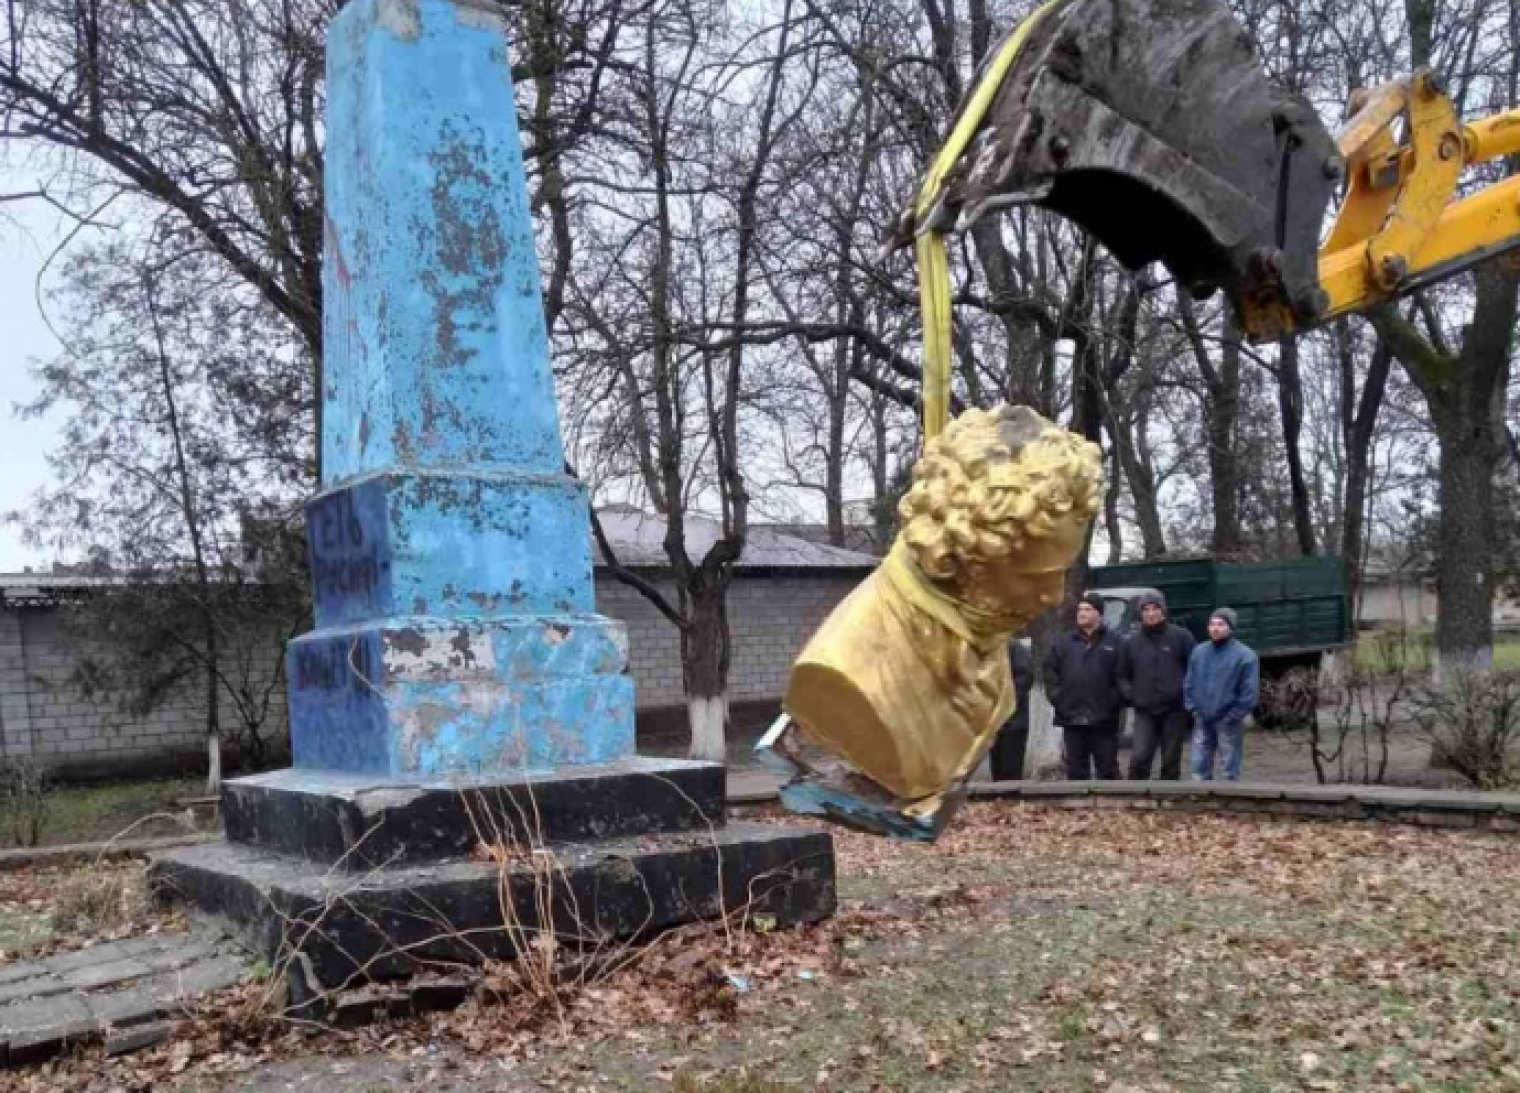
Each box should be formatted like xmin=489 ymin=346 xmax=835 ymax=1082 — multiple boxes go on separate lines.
xmin=0 ymin=860 xmax=174 ymax=964
xmin=7 ymin=803 xmax=1520 ymax=1092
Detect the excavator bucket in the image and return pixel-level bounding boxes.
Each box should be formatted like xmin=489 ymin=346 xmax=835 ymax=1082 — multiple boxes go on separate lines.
xmin=908 ymin=0 xmax=1342 ymax=333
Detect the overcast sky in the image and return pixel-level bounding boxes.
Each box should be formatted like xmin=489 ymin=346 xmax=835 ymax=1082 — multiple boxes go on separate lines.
xmin=0 ymin=177 xmax=67 ymax=575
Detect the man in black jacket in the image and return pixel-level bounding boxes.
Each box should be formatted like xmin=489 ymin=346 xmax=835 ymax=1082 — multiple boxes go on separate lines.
xmin=989 ymin=637 xmax=1034 ymax=781
xmin=1116 ymin=591 xmax=1197 ymax=780
xmin=1044 ymin=592 xmax=1125 ymax=780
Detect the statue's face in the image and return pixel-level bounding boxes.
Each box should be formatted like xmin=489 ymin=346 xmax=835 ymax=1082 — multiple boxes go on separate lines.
xmin=959 ymin=496 xmax=1093 ymax=617
xmin=970 ymin=561 xmax=1066 ymax=614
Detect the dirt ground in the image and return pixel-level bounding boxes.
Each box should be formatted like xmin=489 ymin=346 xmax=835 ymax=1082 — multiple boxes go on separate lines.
xmin=1236 ymin=723 xmax=1461 ymax=788
xmin=10 ymin=802 xmax=1520 ymax=1093
xmin=646 ymin=710 xmax=1463 ymax=790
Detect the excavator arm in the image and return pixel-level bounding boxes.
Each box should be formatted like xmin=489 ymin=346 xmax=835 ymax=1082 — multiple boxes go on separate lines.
xmin=900 ymin=0 xmax=1520 ymax=346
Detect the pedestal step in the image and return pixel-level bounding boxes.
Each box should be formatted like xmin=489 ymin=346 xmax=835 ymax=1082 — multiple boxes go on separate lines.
xmin=151 ymin=823 xmax=835 ymax=994
xmin=222 ymin=759 xmax=725 ymax=868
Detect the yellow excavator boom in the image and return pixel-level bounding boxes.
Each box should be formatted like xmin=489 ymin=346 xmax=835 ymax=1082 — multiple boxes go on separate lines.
xmin=1305 ymin=74 xmax=1520 ymax=340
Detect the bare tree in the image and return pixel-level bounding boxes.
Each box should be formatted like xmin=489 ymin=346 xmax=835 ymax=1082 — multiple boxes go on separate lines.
xmin=14 ymin=236 xmax=308 ymax=789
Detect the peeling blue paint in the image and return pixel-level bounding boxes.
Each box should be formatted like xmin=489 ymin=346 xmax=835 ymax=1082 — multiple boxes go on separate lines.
xmin=290 ymin=617 xmax=634 ymax=775
xmin=291 ymin=0 xmax=635 ymax=777
xmin=322 ymin=0 xmax=562 ymax=485
xmin=306 ymin=470 xmax=594 ymax=629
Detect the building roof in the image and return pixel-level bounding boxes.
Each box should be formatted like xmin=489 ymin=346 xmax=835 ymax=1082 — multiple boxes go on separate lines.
xmin=591 ymin=509 xmax=880 ymax=571
xmin=0 ymin=573 xmax=133 ymax=605
xmin=0 ymin=512 xmax=879 ymax=604
xmin=750 ymin=522 xmax=887 ymax=557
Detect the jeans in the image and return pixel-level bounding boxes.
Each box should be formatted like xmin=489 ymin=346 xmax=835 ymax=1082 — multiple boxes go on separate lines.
xmin=1191 ymin=717 xmax=1244 ymax=781
xmin=1129 ymin=708 xmax=1190 ymax=781
xmin=1063 ymin=724 xmax=1121 ymax=780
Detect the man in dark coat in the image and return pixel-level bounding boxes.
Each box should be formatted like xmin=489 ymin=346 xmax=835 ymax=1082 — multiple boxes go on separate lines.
xmin=1043 ymin=592 xmax=1125 ymax=780
xmin=1116 ymin=591 xmax=1196 ymax=781
xmin=989 ymin=637 xmax=1034 ymax=781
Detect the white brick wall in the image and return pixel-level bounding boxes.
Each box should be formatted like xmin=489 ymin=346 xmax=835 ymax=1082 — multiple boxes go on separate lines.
xmin=0 ymin=605 xmax=289 ymax=774
xmin=0 ymin=570 xmax=867 ymax=774
xmin=0 ymin=609 xmax=32 ymax=758
xmin=589 ymin=574 xmax=862 ymax=707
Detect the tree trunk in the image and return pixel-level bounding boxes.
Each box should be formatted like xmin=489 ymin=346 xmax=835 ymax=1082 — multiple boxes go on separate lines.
xmin=1176 ymin=295 xmax=1243 ymax=556
xmin=1106 ymin=403 xmax=1166 ymax=557
xmin=869 ymin=391 xmax=896 ymax=550
xmin=684 ymin=585 xmax=731 ymax=763
xmin=205 ymin=634 xmax=223 ymax=793
xmin=1369 ymin=259 xmax=1518 ymax=667
xmin=1278 ymin=337 xmax=1317 ymax=556
xmin=1430 ymin=409 xmax=1499 ymax=666
xmin=1103 ymin=454 xmax=1124 ymax=565
xmin=1338 ymin=333 xmax=1393 ymax=597
xmin=1208 ymin=324 xmax=1243 ymax=556
xmin=1387 ymin=0 xmax=1514 ymax=668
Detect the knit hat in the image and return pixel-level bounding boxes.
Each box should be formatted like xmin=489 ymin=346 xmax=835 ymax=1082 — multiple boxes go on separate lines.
xmin=1079 ymin=592 xmax=1106 ymax=614
xmin=1210 ymin=606 xmax=1238 ymax=631
xmin=1137 ymin=591 xmax=1167 ymax=612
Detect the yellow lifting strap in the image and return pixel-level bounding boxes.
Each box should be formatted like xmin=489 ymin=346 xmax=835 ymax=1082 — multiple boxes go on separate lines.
xmin=912 ymin=2 xmax=1056 ymax=440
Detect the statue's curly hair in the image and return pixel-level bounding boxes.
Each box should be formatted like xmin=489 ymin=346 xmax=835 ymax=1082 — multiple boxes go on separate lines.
xmin=898 ymin=405 xmax=1102 ymax=587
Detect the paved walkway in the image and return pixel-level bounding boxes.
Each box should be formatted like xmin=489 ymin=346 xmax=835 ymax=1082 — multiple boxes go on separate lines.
xmin=0 ymin=927 xmax=250 ymax=1066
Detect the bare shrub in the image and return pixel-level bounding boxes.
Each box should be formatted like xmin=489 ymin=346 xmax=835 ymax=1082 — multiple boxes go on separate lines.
xmin=1411 ymin=667 xmax=1520 ymax=790
xmin=0 ymin=757 xmax=52 ymax=847
xmin=1269 ymin=640 xmax=1412 ymax=785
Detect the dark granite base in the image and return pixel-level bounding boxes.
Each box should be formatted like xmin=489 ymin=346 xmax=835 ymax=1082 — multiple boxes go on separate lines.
xmin=150 ymin=823 xmax=835 ymax=997
xmin=222 ymin=758 xmax=725 ymax=868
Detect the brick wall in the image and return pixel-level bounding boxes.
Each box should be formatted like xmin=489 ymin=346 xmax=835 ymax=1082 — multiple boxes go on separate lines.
xmin=0 ymin=605 xmax=289 ymax=778
xmin=592 ymin=572 xmax=859 ymax=708
xmin=0 ymin=570 xmax=866 ymax=777
xmin=0 ymin=608 xmax=30 ymax=758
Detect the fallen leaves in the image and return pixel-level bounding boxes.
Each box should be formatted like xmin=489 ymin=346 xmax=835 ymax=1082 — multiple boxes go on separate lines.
xmin=7 ymin=804 xmax=1520 ymax=1091
xmin=0 ymin=860 xmax=182 ymax=967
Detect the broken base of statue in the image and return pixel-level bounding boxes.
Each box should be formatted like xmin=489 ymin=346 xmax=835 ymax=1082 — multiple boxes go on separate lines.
xmin=149 ymin=759 xmax=836 ymax=1017
xmin=755 ymin=715 xmax=980 ymax=842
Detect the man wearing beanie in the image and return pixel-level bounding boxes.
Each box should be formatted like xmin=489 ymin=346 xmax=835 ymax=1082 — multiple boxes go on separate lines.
xmin=1116 ymin=591 xmax=1196 ymax=780
xmin=1043 ymin=592 xmax=1125 ymax=780
xmin=1183 ymin=607 xmax=1260 ymax=781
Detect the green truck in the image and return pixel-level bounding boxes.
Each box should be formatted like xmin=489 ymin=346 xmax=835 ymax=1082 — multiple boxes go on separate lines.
xmin=1089 ymin=555 xmax=1352 ymax=719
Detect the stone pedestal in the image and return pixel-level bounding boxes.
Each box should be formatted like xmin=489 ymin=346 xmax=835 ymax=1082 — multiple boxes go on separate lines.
xmin=153 ymin=761 xmax=834 ymax=996
xmin=150 ymin=0 xmax=833 ymax=1002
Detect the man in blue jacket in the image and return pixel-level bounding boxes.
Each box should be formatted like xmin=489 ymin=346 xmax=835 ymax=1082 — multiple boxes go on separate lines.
xmin=1184 ymin=607 xmax=1260 ymax=781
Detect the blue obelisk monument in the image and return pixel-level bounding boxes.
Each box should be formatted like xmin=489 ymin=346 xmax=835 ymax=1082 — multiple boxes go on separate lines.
xmin=152 ymin=0 xmax=833 ymax=1004
xmin=287 ymin=0 xmax=632 ymax=776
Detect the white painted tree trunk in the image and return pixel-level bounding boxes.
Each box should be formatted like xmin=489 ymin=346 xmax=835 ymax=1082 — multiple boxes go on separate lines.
xmin=688 ymin=694 xmax=727 ymax=763
xmin=206 ymin=734 xmax=222 ymax=795
xmin=1024 ymin=685 xmax=1062 ymax=779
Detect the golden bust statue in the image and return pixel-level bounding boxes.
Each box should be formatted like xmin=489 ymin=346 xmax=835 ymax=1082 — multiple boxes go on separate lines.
xmin=781 ymin=405 xmax=1102 ymax=809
